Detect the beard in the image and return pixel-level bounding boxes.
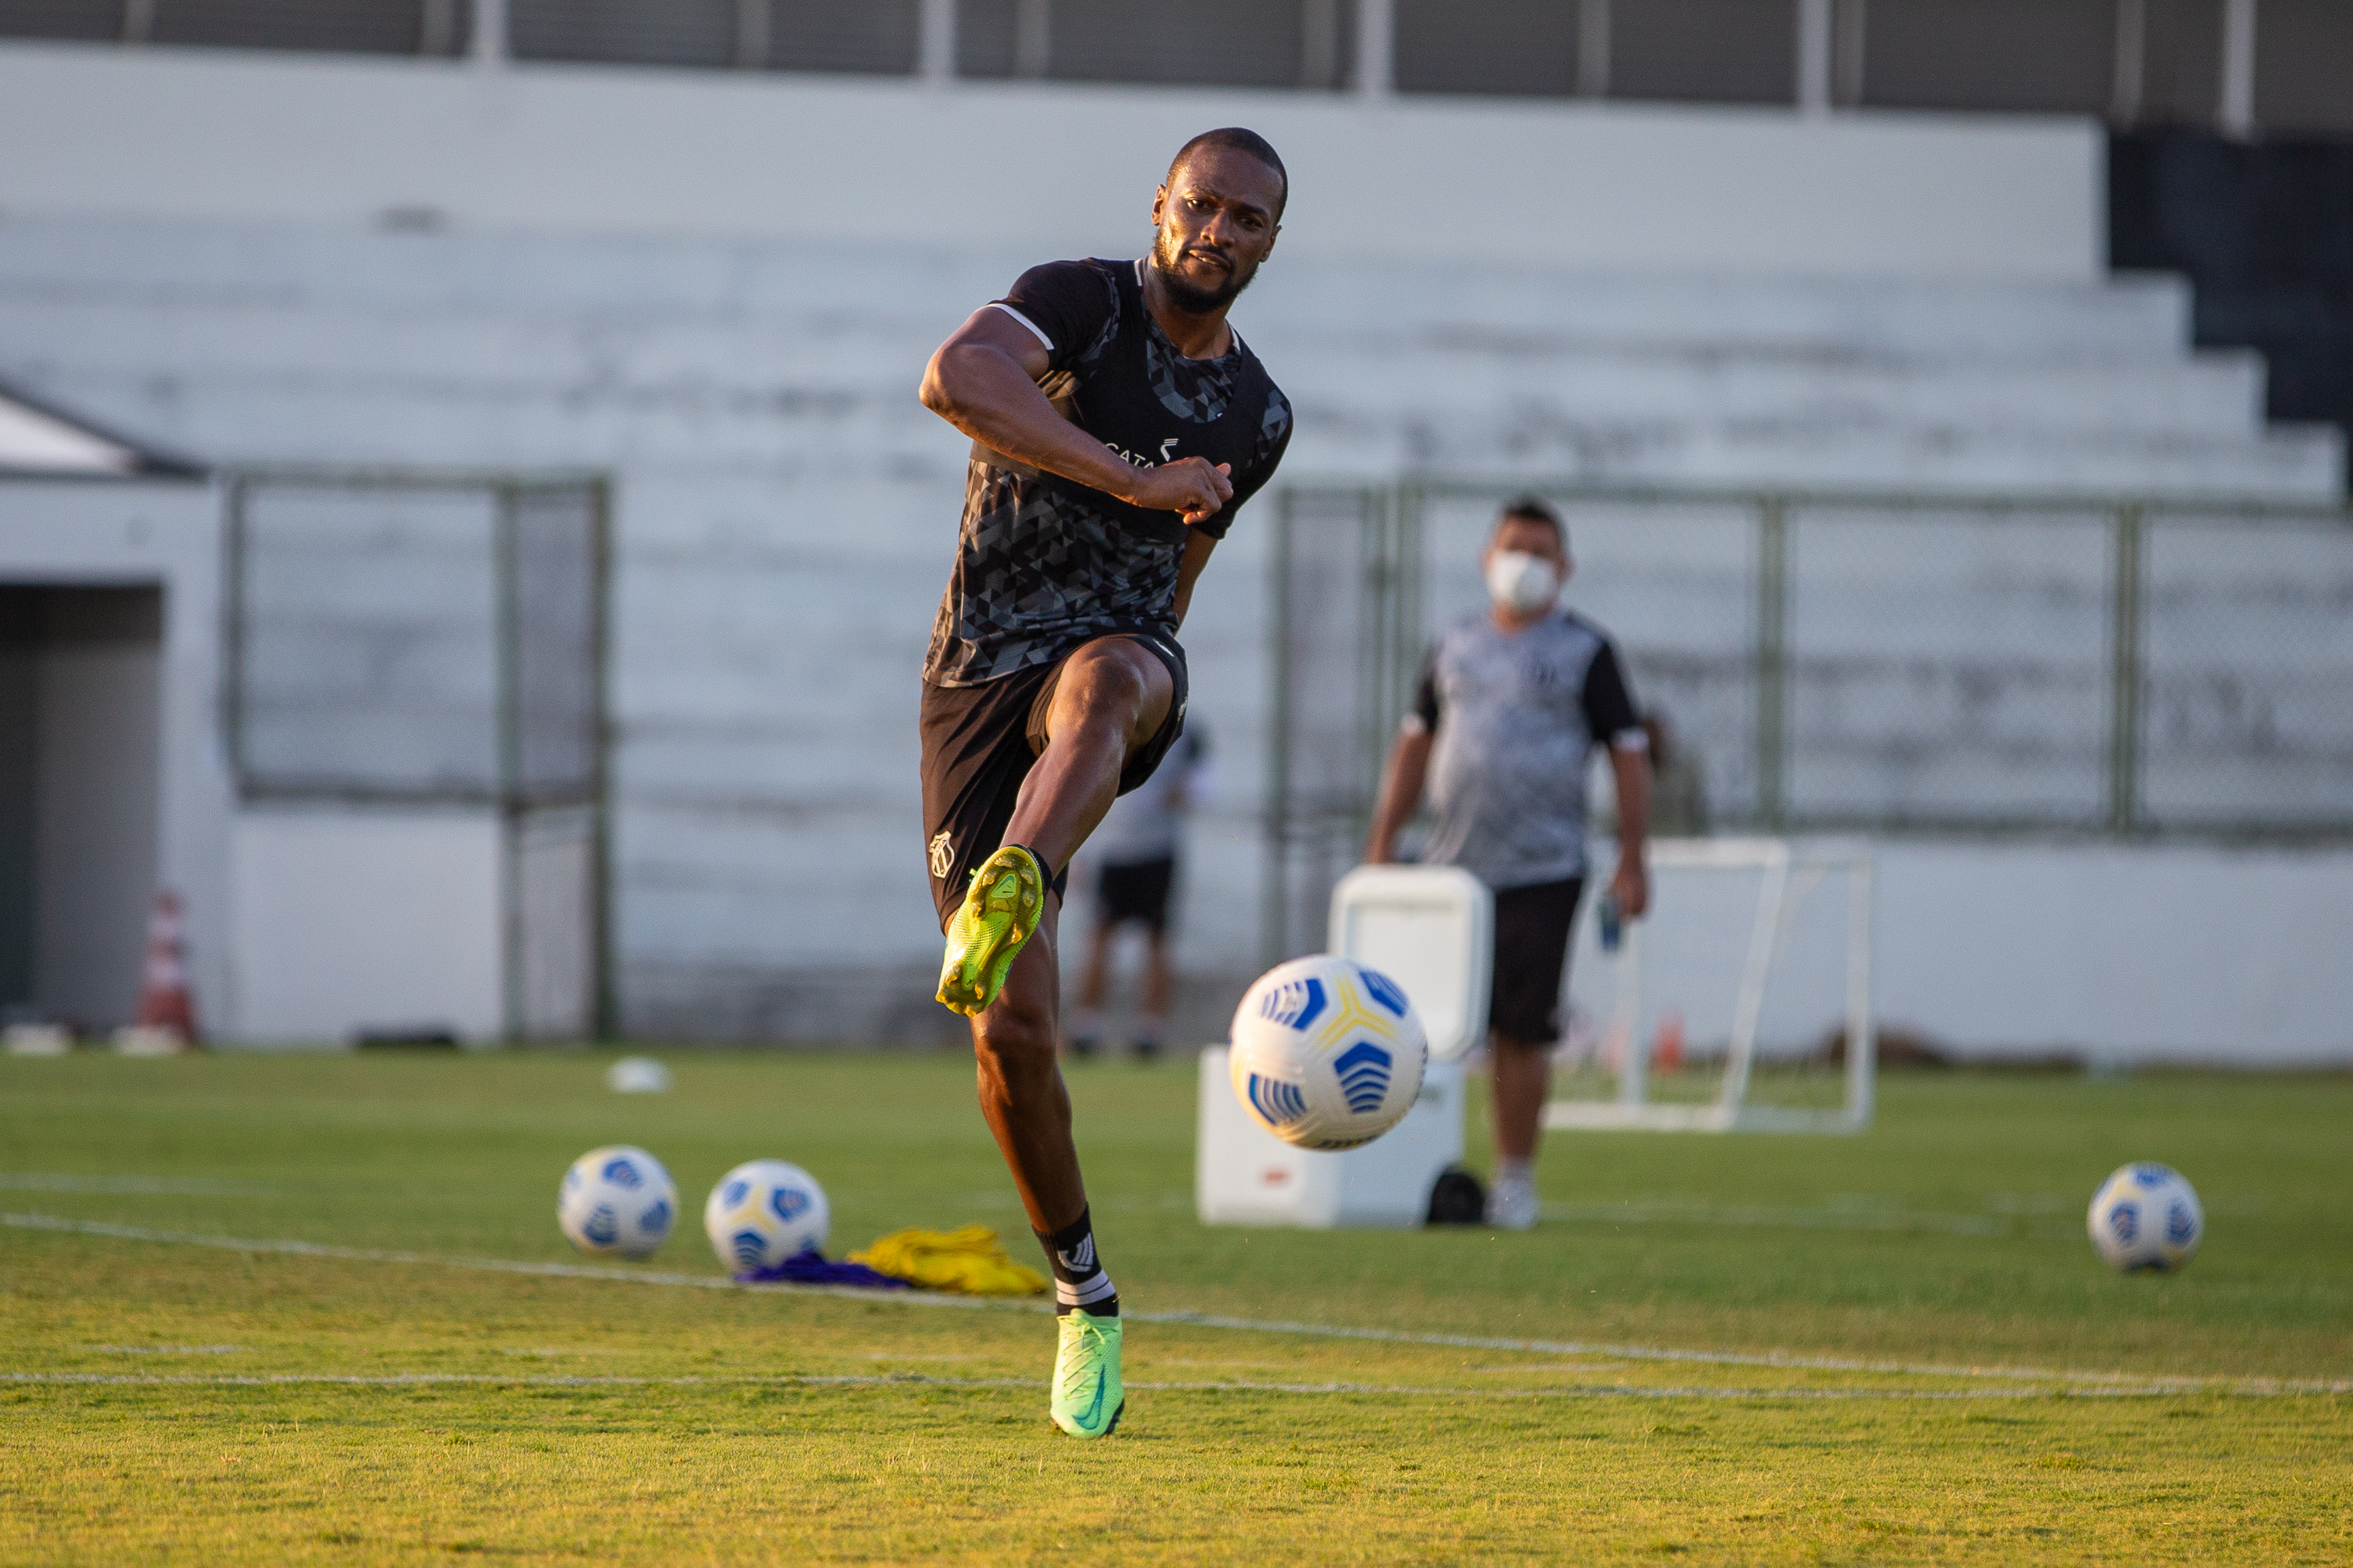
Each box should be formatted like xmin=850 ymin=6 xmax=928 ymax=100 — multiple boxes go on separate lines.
xmin=1149 ymin=226 xmax=1258 ymax=314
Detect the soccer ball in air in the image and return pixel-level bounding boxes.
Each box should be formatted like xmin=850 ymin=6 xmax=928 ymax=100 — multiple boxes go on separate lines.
xmin=1229 ymin=954 xmax=1428 ymax=1150
xmin=704 ymin=1160 xmax=830 ymax=1275
xmin=557 ymin=1145 xmax=677 ymax=1258
xmin=2087 ymin=1163 xmax=2204 ymax=1272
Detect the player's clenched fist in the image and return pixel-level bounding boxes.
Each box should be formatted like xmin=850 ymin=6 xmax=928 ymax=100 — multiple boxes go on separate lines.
xmin=1128 ymin=458 xmax=1234 ymax=526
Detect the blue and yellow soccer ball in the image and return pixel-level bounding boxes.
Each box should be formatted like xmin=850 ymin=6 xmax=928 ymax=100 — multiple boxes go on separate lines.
xmin=703 ymin=1159 xmax=830 ymax=1276
xmin=1229 ymin=955 xmax=1428 ymax=1150
xmin=2087 ymin=1162 xmax=2204 ymax=1271
xmin=558 ymin=1145 xmax=677 ymax=1259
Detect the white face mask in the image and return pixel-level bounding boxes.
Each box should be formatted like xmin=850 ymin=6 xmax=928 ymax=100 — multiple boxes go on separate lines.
xmin=1485 ymin=549 xmax=1560 ymax=614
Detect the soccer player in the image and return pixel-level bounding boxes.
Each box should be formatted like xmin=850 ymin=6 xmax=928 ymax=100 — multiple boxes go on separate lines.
xmin=914 ymin=128 xmax=1293 ymax=1436
xmin=1363 ymin=498 xmax=1651 ymax=1231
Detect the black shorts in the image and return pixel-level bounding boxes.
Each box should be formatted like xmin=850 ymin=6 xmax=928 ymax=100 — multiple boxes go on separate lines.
xmin=918 ymin=630 xmax=1188 ymax=930
xmin=1097 ymin=855 xmax=1177 ymax=934
xmin=1489 ymin=876 xmax=1585 ymax=1046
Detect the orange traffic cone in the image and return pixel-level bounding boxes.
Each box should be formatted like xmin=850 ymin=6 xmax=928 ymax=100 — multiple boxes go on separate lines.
xmin=1651 ymin=1010 xmax=1685 ymax=1075
xmin=132 ymin=890 xmax=198 ymax=1043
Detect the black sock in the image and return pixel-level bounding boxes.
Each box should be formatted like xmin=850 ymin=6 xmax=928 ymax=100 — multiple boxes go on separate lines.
xmin=1036 ymin=1205 xmax=1118 ymax=1317
xmin=1006 ymin=843 xmax=1068 ymax=903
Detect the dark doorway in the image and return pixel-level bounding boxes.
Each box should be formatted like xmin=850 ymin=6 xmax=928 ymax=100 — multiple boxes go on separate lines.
xmin=2111 ymin=130 xmax=2353 ymax=493
xmin=0 ymin=585 xmax=164 ymax=1031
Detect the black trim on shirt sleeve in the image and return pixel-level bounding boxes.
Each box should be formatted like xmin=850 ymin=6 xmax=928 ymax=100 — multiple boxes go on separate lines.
xmin=1412 ymin=646 xmax=1441 ymax=732
xmin=996 ymin=261 xmax=1115 ymax=372
xmin=1581 ymin=639 xmax=1641 ymax=742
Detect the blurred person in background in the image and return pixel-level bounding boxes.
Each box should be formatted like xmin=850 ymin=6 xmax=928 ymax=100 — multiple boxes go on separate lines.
xmin=1596 ymin=708 xmax=1710 ymax=839
xmin=1640 ymin=710 xmax=1710 ymax=837
xmin=1364 ymin=497 xmax=1651 ymax=1230
xmin=1066 ymin=726 xmax=1213 ymax=1062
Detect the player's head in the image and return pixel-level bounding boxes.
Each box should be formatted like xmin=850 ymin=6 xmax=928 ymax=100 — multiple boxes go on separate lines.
xmin=1151 ymin=128 xmax=1286 ymax=315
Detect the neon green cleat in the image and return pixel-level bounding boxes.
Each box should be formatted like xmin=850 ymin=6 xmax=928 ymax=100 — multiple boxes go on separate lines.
xmin=1050 ymin=1311 xmax=1124 ymax=1438
xmin=936 ymin=845 xmax=1045 ymax=1017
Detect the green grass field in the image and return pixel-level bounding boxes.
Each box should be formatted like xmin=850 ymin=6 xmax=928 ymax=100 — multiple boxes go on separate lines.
xmin=3 ymin=1049 xmax=2348 ymax=1565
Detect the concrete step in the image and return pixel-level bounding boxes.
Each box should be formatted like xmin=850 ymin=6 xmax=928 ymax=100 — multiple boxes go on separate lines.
xmin=14 ymin=354 xmax=2334 ymax=503
xmin=0 ymin=291 xmax=2271 ymax=443
xmin=0 ymin=213 xmax=2195 ymax=357
xmin=1268 ymin=340 xmax=2270 ymax=440
xmin=11 ymin=354 xmax=2338 ymax=502
xmin=1289 ymin=407 xmax=2346 ymax=501
xmin=1253 ymin=268 xmax=2194 ymax=362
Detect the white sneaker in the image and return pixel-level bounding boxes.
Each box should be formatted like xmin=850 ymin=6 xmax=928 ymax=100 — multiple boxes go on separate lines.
xmin=1485 ymin=1174 xmax=1539 ymax=1231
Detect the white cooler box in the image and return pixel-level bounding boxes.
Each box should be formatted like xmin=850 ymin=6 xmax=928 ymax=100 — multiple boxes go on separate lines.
xmin=1196 ymin=866 xmax=1492 ymax=1228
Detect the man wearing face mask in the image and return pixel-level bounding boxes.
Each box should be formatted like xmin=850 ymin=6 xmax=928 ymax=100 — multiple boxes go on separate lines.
xmin=1365 ymin=498 xmax=1651 ymax=1231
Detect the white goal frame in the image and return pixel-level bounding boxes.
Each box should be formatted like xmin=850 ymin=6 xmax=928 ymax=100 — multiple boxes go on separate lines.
xmin=1543 ymin=837 xmax=1875 ymax=1134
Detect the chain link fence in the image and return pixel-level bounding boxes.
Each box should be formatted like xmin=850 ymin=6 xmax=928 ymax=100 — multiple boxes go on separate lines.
xmin=1265 ymin=480 xmax=2353 ymax=963
xmin=226 ymin=470 xmax=611 ymax=1038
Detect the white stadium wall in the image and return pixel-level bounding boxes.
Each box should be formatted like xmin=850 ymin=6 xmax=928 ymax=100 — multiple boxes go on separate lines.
xmin=1562 ymin=839 xmax=2353 ymax=1068
xmin=227 ymin=808 xmax=505 ymax=1046
xmin=0 ymin=41 xmax=2100 ymax=282
xmin=1865 ymin=841 xmax=2353 ymax=1068
xmin=0 ymin=43 xmax=2345 ymax=1061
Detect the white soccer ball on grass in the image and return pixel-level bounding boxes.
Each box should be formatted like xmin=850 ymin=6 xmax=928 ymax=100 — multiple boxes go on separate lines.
xmin=606 ymin=1055 xmax=671 ymax=1094
xmin=2087 ymin=1162 xmax=2204 ymax=1272
xmin=557 ymin=1145 xmax=677 ymax=1258
xmin=1229 ymin=953 xmax=1428 ymax=1150
xmin=704 ymin=1159 xmax=830 ymax=1275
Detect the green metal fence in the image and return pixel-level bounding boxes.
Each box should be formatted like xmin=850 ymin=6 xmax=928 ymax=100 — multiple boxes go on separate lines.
xmin=223 ymin=467 xmax=614 ymax=1039
xmin=1264 ymin=479 xmax=2353 ymax=964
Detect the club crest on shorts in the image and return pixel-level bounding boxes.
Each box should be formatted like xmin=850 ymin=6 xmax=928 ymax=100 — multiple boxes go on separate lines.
xmin=929 ymin=830 xmax=953 ymax=879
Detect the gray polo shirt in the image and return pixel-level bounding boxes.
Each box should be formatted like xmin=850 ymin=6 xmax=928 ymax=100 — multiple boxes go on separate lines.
xmin=1407 ymin=609 xmax=1643 ymax=890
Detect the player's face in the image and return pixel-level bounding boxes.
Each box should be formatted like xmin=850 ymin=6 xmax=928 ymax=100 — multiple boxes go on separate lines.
xmin=1149 ymin=148 xmax=1284 ymax=314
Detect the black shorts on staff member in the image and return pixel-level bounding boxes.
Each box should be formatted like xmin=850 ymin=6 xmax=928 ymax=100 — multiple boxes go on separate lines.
xmin=918 ymin=628 xmax=1189 ymax=930
xmin=1488 ymin=876 xmax=1585 ymax=1044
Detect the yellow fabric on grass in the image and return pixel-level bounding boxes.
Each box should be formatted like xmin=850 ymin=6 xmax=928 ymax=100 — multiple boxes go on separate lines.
xmin=849 ymin=1225 xmax=1049 ymax=1296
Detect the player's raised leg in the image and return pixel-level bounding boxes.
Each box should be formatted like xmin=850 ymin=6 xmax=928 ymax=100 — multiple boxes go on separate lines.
xmin=937 ymin=638 xmax=1173 ymax=1017
xmin=1007 ymin=639 xmax=1174 ymax=883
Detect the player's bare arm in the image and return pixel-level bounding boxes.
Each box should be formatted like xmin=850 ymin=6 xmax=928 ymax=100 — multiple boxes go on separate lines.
xmin=920 ymin=312 xmax=1235 ymax=526
xmin=1606 ymin=740 xmax=1651 ymax=917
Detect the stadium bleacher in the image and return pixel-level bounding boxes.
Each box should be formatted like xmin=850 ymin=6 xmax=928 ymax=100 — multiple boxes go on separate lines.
xmin=0 ymin=211 xmax=2337 ymax=1040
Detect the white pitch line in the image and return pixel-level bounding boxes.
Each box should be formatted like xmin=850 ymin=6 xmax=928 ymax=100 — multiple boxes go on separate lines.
xmin=0 ymin=1370 xmax=2241 ymax=1402
xmin=1 ymin=1370 xmax=1037 ymax=1392
xmin=0 ymin=1172 xmax=279 ymax=1197
xmin=1128 ymin=1311 xmax=2352 ymax=1396
xmin=1541 ymin=1200 xmax=2025 ymax=1238
xmin=1 ymin=1209 xmax=1013 ymax=1311
xmin=11 ymin=1211 xmax=2346 ymax=1399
